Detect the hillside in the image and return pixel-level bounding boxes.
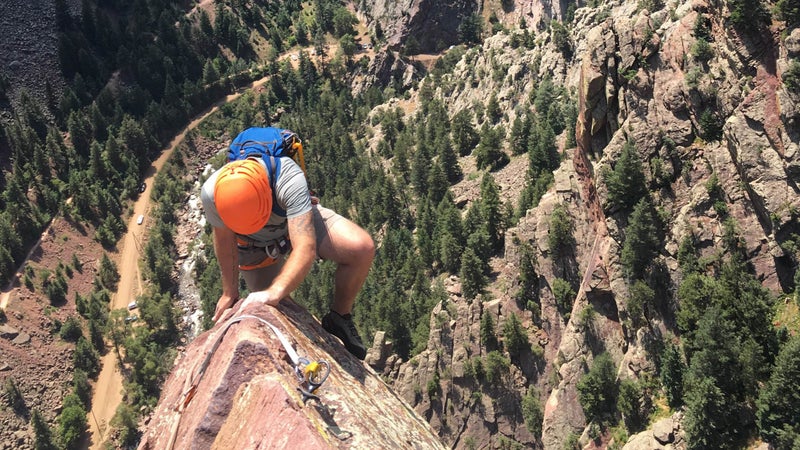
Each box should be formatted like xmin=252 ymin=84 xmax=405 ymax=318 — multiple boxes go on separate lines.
xmin=1 ymin=0 xmax=800 ymax=449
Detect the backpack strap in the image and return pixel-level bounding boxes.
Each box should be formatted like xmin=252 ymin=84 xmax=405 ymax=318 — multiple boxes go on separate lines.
xmin=263 ymin=155 xmax=287 ymax=218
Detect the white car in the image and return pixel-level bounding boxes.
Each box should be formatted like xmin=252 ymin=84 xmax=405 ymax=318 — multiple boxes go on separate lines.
xmin=128 ymin=301 xmax=138 ymax=310
xmin=137 ymin=214 xmax=144 ymax=225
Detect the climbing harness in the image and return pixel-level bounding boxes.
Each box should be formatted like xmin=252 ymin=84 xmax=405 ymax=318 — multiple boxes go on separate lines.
xmin=166 ymin=313 xmax=330 ymax=449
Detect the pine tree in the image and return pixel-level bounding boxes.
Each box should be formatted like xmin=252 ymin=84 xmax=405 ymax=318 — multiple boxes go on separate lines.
xmin=510 ymin=114 xmax=529 ymax=155
xmin=777 ymin=0 xmax=800 ymax=27
xmin=479 ymin=172 xmax=504 ymax=252
xmin=521 ymin=388 xmax=544 ymax=437
xmin=577 ymin=352 xmax=618 ymax=422
xmin=31 ymin=410 xmax=59 ymax=450
xmin=461 ymin=247 xmax=486 ymax=300
xmin=660 ymin=341 xmax=685 ymax=408
xmin=684 ymin=376 xmax=737 ymax=450
xmin=480 ymin=310 xmax=499 ymax=351
xmin=451 ymin=109 xmax=479 ymax=156
xmin=99 ymin=252 xmax=120 ymax=290
xmin=427 ymin=162 xmax=449 ymax=205
xmin=528 ymin=119 xmax=558 ymax=173
xmin=617 ymin=379 xmax=644 ymax=432
xmin=59 ymin=393 xmax=87 ymax=450
xmin=683 ymin=308 xmax=747 ymax=447
xmin=74 ymin=336 xmax=100 ymax=377
xmin=620 ymin=198 xmax=660 ymax=281
xmin=411 ymin=136 xmax=430 ymax=195
xmin=503 ymin=313 xmax=529 ymax=358
xmin=437 ymin=132 xmax=462 ymax=182
xmin=435 ymin=195 xmax=464 ymax=274
xmin=486 ymin=93 xmax=501 ymax=123
xmin=548 ymin=203 xmax=574 ymax=261
xmin=475 ymin=123 xmax=509 ymax=170
xmin=515 ymin=243 xmax=539 ymax=311
xmin=756 ymin=336 xmax=800 ymax=447
xmin=605 ymin=141 xmax=648 ymax=213
xmin=416 ymin=199 xmax=436 ymax=269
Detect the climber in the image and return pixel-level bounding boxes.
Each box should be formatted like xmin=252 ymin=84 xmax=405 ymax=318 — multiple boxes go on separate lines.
xmin=200 ymin=137 xmax=375 ymax=360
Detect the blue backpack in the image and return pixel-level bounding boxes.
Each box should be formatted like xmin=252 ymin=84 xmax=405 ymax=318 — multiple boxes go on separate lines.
xmin=227 ymin=127 xmax=307 ymax=217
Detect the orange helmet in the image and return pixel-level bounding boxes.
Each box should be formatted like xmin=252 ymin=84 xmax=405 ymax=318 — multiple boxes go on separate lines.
xmin=214 ymin=159 xmax=272 ymax=234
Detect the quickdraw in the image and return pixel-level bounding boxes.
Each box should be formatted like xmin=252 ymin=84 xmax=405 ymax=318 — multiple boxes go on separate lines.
xmin=295 ymin=357 xmax=331 ymax=403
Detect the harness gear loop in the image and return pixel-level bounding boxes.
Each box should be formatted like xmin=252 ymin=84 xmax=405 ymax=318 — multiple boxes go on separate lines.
xmin=236 ymin=237 xmax=292 ymax=271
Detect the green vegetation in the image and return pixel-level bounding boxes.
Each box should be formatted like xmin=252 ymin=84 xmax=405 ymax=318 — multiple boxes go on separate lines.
xmin=674 ymin=250 xmax=780 ymax=447
xmin=551 ymin=21 xmax=571 ymax=57
xmin=777 ymin=0 xmax=800 ymax=28
xmin=502 ymin=313 xmax=530 ymax=359
xmin=699 ymin=109 xmax=723 ymax=142
xmin=552 ymin=277 xmax=575 ymax=319
xmin=474 ymin=122 xmax=509 ymax=170
xmin=604 ymin=141 xmax=648 ymax=213
xmin=98 ymin=253 xmax=119 ymax=290
xmin=548 ymin=204 xmax=574 ymax=261
xmin=480 ymin=311 xmax=499 ymax=351
xmin=110 ymin=403 xmax=141 ymax=447
xmin=59 ymin=316 xmax=83 ymax=342
xmin=626 ymin=280 xmax=655 ymax=328
xmin=484 ymin=350 xmax=511 ymax=384
xmin=31 ymin=409 xmax=59 ymax=450
xmin=756 ymin=336 xmax=800 ymax=447
xmin=58 ymin=393 xmax=86 ymax=450
xmin=638 ymin=0 xmax=664 ymax=12
xmin=784 ymin=59 xmax=800 ymax=94
xmin=577 ymin=352 xmax=618 ymax=423
xmin=514 ymin=242 xmax=540 ymax=312
xmin=728 ymin=0 xmax=769 ymax=33
xmin=459 ymin=13 xmax=484 ymax=45
xmin=690 ymin=38 xmax=713 ymax=62
xmin=620 ymin=198 xmax=661 ymax=281
xmin=521 ymin=388 xmax=544 ymax=437
xmin=3 ymin=377 xmax=25 ymax=413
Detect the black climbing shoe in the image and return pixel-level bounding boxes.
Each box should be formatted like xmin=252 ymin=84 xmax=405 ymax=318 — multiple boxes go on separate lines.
xmin=322 ymin=311 xmax=367 ymax=360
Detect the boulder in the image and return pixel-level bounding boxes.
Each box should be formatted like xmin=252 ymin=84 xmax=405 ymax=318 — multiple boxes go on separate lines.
xmin=652 ymin=417 xmax=675 ymax=444
xmin=11 ymin=332 xmax=30 ymax=345
xmin=0 ymin=325 xmax=19 ymax=339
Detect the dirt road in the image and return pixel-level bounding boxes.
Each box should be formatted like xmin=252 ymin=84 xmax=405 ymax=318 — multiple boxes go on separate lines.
xmin=85 ymin=74 xmax=273 ymax=449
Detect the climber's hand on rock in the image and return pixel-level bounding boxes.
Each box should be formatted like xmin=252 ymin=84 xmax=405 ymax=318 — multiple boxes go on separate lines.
xmin=239 ymin=290 xmax=281 ymax=313
xmin=213 ymin=294 xmax=238 ymax=323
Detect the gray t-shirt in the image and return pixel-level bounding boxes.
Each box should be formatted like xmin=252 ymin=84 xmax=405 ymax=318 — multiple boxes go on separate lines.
xmin=201 ymin=157 xmax=312 ymax=244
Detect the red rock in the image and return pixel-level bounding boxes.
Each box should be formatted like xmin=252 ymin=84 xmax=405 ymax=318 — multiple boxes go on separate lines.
xmin=137 ymin=300 xmax=445 ymax=450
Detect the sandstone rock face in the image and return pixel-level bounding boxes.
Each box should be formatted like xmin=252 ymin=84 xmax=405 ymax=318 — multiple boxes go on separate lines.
xmin=358 ymin=0 xmax=477 ymax=53
xmin=350 ymin=50 xmax=419 ymax=96
xmin=137 ymin=301 xmax=445 ymax=450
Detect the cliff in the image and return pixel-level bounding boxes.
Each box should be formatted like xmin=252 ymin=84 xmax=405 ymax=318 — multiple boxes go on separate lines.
xmin=361 ymin=0 xmax=799 ymax=448
xmin=137 ymin=301 xmax=446 ymax=449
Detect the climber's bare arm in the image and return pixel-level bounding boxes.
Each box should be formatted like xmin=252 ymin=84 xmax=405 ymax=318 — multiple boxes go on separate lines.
xmin=241 ymin=210 xmax=316 ymax=307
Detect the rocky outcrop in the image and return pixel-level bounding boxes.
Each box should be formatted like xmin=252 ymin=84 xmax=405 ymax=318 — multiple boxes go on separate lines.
xmin=357 ymin=0 xmax=478 ymax=54
xmin=622 ymin=413 xmax=685 ymax=449
xmin=374 ymin=0 xmax=800 ymax=447
xmin=137 ymin=301 xmax=445 ymax=450
xmin=350 ymin=50 xmax=419 ymax=96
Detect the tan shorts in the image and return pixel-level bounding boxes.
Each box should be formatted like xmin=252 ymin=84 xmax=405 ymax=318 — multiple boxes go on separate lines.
xmin=241 ymin=204 xmax=343 ymax=291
